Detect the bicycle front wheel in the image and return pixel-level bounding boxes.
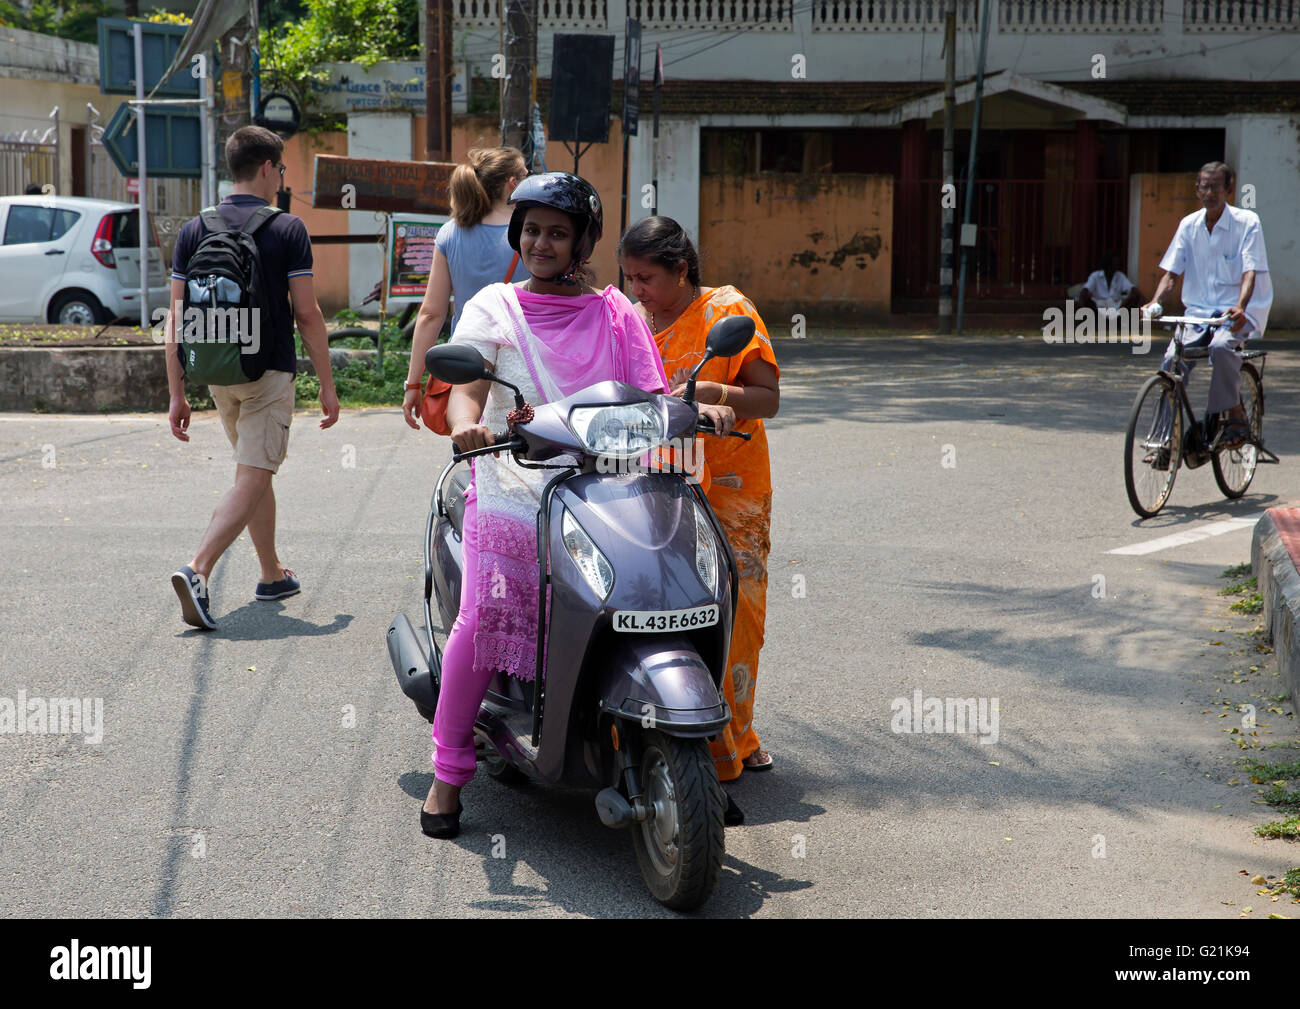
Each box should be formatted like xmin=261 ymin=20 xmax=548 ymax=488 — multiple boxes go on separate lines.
xmin=1124 ymin=374 xmax=1183 ymax=518
xmin=1212 ymin=363 xmax=1262 ymax=499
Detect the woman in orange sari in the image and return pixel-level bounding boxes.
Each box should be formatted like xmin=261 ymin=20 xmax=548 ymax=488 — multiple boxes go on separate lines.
xmin=619 ymin=217 xmax=780 ymax=821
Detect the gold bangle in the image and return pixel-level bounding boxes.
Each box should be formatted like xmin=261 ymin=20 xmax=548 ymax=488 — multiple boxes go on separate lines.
xmin=717 ymin=383 xmax=728 ymax=406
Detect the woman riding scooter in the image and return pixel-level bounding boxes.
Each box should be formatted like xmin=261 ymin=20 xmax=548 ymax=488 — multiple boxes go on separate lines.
xmin=420 ymin=172 xmax=737 ymax=838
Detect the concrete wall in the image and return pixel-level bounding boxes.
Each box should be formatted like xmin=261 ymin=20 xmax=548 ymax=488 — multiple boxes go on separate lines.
xmin=627 ymin=118 xmax=701 ymax=253
xmin=1226 ymin=113 xmax=1300 ymax=326
xmin=698 ymin=173 xmax=893 ymax=324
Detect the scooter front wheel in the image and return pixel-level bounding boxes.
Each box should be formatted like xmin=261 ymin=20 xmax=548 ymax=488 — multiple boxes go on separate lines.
xmin=630 ymin=729 xmax=725 ymax=911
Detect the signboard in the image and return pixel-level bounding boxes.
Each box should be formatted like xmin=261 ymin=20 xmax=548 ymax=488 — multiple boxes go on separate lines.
xmin=623 ymin=19 xmax=641 ymax=137
xmin=97 ymin=17 xmax=199 ymax=98
xmin=306 ymin=61 xmax=465 ymax=113
xmin=101 ymin=102 xmax=201 ymax=178
xmin=125 ymin=177 xmax=139 ymax=197
xmin=257 ymin=92 xmax=300 ymax=139
xmin=312 ymin=155 xmax=454 ymax=215
xmin=387 ymin=214 xmax=448 ymax=301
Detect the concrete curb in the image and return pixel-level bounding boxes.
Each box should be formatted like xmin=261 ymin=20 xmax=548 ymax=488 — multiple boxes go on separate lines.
xmin=1251 ymin=509 xmax=1300 ymax=712
xmin=0 ymin=346 xmax=168 ymax=412
xmin=0 ymin=345 xmax=379 ymax=412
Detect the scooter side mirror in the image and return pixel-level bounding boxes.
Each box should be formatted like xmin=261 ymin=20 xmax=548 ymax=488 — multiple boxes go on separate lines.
xmin=684 ymin=315 xmax=757 ymax=402
xmin=426 ymin=343 xmax=491 ymax=385
xmin=704 ymin=314 xmax=756 ymax=360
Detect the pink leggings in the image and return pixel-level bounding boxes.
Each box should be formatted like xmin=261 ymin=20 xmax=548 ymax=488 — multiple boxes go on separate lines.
xmin=431 ymin=481 xmax=493 ymax=787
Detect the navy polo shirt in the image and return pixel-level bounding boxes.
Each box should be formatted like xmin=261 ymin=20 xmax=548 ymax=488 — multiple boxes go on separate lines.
xmin=172 ymin=195 xmax=313 ymax=375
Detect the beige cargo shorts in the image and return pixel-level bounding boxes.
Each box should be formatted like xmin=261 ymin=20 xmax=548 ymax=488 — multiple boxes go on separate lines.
xmin=209 ymin=369 xmax=295 ymax=473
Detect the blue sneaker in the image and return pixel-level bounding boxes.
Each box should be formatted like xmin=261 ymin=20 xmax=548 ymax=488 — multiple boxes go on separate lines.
xmin=171 ymin=565 xmax=216 ymax=630
xmin=255 ymin=568 xmax=301 ymax=601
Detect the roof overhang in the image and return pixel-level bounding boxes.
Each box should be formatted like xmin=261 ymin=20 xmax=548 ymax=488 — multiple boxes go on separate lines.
xmin=892 ymin=71 xmax=1128 ymax=126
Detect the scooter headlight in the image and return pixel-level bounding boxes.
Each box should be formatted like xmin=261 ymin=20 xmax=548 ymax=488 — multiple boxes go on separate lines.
xmin=569 ymin=403 xmax=665 ymax=459
xmin=694 ymin=500 xmax=720 ymax=595
xmin=562 ymin=508 xmax=615 ymax=600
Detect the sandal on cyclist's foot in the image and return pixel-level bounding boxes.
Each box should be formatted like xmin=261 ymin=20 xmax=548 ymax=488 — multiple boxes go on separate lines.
xmin=1142 ymin=447 xmax=1171 ymax=470
xmin=1214 ymin=418 xmax=1252 ymax=451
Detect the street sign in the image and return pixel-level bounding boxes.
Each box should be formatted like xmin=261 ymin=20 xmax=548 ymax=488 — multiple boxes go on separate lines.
xmin=102 ymin=103 xmax=202 ymax=179
xmin=125 ymin=177 xmax=139 ymax=196
xmin=97 ymin=18 xmax=199 ymax=98
xmin=257 ymin=93 xmax=300 ymax=140
xmin=312 ymin=155 xmax=454 ymax=215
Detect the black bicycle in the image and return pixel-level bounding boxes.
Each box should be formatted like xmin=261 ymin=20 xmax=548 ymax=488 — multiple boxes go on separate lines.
xmin=1124 ymin=314 xmax=1278 ymax=518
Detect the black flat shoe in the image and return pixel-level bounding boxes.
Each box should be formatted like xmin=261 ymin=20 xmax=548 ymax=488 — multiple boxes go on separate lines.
xmin=420 ymin=800 xmax=463 ymax=839
xmin=723 ymin=792 xmax=744 ymax=827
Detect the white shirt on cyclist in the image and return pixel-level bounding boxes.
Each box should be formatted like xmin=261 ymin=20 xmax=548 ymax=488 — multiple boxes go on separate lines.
xmin=1159 ymin=204 xmax=1272 ymax=339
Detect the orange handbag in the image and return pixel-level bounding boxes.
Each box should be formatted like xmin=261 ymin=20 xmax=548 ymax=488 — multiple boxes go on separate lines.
xmin=420 ymin=252 xmax=520 ymax=435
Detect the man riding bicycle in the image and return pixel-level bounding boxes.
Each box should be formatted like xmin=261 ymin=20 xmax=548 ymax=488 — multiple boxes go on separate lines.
xmin=1141 ymin=161 xmax=1272 ymax=452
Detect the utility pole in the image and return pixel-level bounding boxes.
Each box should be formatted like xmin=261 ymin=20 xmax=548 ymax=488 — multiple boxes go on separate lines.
xmin=939 ymin=0 xmax=956 ymax=335
xmin=424 ymin=0 xmax=453 ymax=161
xmin=501 ymin=0 xmax=536 ymax=161
xmin=956 ymin=0 xmax=993 ymax=335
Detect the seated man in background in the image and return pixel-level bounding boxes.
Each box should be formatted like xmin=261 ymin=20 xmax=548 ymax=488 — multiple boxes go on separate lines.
xmin=1077 ymin=251 xmax=1144 ymax=313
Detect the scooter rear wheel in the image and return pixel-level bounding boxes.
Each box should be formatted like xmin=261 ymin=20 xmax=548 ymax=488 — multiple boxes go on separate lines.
xmin=630 ymin=729 xmax=725 ymax=911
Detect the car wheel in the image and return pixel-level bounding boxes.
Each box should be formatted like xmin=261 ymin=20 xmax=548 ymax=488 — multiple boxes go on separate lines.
xmin=49 ymin=291 xmax=106 ymax=326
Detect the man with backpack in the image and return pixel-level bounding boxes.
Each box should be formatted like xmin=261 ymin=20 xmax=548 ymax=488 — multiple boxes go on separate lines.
xmin=164 ymin=125 xmax=339 ymax=630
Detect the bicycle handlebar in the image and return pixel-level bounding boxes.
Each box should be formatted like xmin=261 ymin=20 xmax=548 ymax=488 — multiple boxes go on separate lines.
xmin=1147 ymin=314 xmax=1232 ymax=327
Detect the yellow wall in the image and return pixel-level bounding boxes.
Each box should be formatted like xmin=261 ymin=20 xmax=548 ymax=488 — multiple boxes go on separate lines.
xmin=281 ymin=130 xmax=351 ymax=313
xmin=1131 ymin=172 xmax=1199 ymax=305
xmin=699 ymin=173 xmax=893 ymax=323
xmin=1 ymin=77 xmax=133 ymax=196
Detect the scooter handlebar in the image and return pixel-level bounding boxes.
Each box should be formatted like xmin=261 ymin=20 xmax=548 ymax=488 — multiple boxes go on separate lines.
xmin=696 ymin=417 xmax=752 ymax=440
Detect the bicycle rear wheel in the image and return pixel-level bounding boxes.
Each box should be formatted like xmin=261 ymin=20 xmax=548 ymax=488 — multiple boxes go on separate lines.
xmin=1124 ymin=374 xmax=1183 ymax=518
xmin=1212 ymin=363 xmax=1262 ymax=499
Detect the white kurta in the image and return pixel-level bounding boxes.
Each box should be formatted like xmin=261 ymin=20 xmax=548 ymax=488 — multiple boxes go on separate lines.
xmin=1159 ymin=205 xmax=1272 ymax=339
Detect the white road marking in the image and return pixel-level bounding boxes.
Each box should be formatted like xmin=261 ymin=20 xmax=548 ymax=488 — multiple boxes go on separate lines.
xmin=1106 ymin=513 xmax=1264 ymax=555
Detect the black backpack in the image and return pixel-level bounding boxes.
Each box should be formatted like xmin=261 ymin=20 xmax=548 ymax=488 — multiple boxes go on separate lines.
xmin=177 ymin=204 xmax=280 ymax=385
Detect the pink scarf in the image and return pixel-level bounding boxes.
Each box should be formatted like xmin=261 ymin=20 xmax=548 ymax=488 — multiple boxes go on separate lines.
xmin=474 ymin=285 xmax=668 ymax=683
xmin=512 ymin=286 xmax=668 ymax=397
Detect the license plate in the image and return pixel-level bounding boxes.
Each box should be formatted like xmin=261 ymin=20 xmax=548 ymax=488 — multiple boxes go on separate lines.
xmin=612 ymin=604 xmax=719 ymax=633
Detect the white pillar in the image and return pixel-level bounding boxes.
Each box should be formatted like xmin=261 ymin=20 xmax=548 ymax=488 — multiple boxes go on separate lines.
xmin=347 ymin=111 xmax=413 ymax=315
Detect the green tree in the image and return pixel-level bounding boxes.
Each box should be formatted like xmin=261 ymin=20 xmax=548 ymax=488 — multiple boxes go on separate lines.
xmin=0 ymin=1 xmax=113 ymax=42
xmin=259 ymin=0 xmax=419 ymax=128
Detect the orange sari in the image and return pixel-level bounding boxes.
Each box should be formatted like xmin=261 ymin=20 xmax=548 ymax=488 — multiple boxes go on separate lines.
xmin=651 ymin=286 xmax=778 ymax=781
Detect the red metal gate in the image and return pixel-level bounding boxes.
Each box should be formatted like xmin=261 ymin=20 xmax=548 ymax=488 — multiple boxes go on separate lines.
xmin=894 ymin=177 xmax=1129 ymax=308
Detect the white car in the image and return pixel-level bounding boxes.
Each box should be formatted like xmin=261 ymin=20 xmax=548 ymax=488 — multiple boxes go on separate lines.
xmin=0 ymin=195 xmax=169 ymax=325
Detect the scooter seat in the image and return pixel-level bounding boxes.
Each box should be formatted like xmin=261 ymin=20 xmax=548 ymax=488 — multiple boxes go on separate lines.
xmin=445 ymin=466 xmax=472 ymax=537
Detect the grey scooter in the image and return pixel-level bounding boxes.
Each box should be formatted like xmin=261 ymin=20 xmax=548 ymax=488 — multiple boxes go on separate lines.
xmin=387 ymin=315 xmax=755 ymax=910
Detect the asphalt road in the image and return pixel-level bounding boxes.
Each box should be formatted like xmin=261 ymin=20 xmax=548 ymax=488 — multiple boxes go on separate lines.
xmin=2 ymin=329 xmax=1298 ymax=918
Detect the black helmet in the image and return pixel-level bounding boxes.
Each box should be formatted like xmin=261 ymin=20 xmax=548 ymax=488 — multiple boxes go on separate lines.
xmin=507 ymin=172 xmax=603 ymax=283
